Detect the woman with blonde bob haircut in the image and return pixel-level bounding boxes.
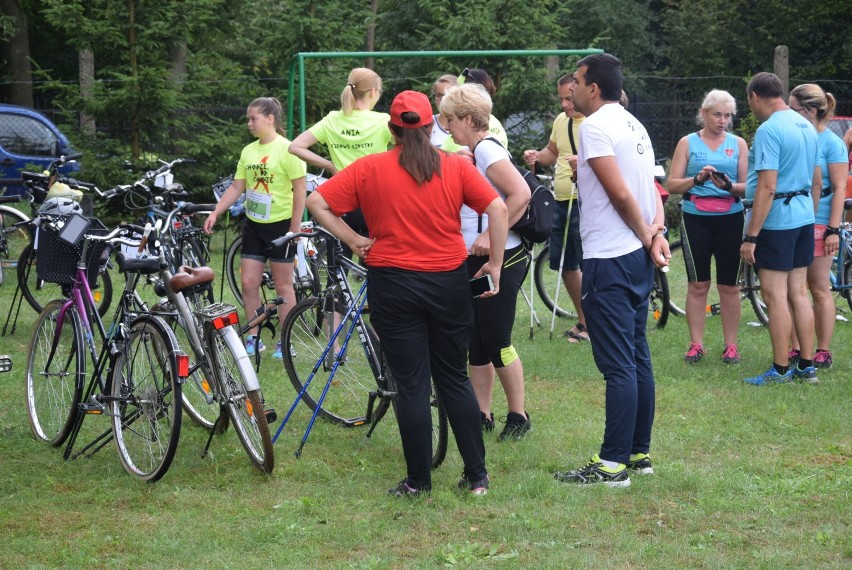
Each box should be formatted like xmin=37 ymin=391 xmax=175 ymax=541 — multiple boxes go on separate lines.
xmin=787 ymin=83 xmax=848 ymax=370
xmin=440 ymin=83 xmax=533 ymax=441
xmin=667 ymin=89 xmax=748 ymax=365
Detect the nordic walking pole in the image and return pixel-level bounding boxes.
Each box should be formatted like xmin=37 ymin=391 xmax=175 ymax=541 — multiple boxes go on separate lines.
xmin=549 ymin=186 xmax=575 ymax=340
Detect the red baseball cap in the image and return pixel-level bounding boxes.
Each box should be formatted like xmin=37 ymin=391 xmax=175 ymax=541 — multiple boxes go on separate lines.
xmin=389 ymin=90 xmax=433 ymax=129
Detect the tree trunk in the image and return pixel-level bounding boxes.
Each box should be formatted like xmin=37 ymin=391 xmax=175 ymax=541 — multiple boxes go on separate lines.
xmin=79 ymin=47 xmax=96 ymax=135
xmin=0 ymin=0 xmax=33 ymax=107
xmin=169 ymin=40 xmax=187 ymax=90
xmin=128 ymin=0 xmax=140 ymax=159
xmin=365 ymin=0 xmax=379 ymax=70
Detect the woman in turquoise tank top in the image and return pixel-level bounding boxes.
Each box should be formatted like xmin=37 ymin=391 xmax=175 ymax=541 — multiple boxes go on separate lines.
xmin=667 ymin=90 xmax=749 ymax=366
xmin=787 ymin=83 xmax=848 ymax=369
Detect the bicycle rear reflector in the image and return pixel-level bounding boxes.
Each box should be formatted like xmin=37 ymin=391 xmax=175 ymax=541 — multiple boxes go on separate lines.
xmin=212 ymin=311 xmax=240 ymax=330
xmin=176 ymin=353 xmax=190 ymax=378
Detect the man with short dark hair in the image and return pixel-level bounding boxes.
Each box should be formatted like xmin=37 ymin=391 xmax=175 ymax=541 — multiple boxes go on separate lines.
xmin=741 ymin=72 xmax=820 ymax=385
xmin=554 ymin=53 xmax=668 ymax=487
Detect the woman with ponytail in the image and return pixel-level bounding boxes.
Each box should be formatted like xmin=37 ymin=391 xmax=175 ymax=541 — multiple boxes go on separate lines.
xmin=307 ymin=91 xmax=508 ymax=497
xmin=204 ymin=97 xmax=307 ymax=358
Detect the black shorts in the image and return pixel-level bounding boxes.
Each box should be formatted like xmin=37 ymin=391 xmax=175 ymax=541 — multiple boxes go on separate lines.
xmin=754 ymin=224 xmax=814 ymax=272
xmin=680 ymin=211 xmax=744 ymax=285
xmin=241 ymin=218 xmax=295 ymax=263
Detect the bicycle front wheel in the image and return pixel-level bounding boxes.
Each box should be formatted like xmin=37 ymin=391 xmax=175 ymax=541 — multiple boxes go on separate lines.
xmin=208 ymin=328 xmax=274 ymax=473
xmin=25 ymin=300 xmax=84 ymax=446
xmin=0 ymin=205 xmax=30 ymax=287
xmin=225 ymin=236 xmax=244 ymax=305
xmin=649 ymin=268 xmax=671 ymax=329
xmin=283 ymin=297 xmax=381 ymax=425
xmin=110 ymin=316 xmax=183 ymax=482
xmin=533 ymin=243 xmax=578 ymax=319
xmin=745 ymin=264 xmax=769 ymax=325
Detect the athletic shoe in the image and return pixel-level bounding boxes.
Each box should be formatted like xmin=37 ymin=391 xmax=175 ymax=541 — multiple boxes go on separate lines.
xmin=814 ymin=350 xmax=833 ymax=369
xmin=743 ymin=367 xmax=793 ymax=386
xmin=272 ymin=341 xmax=283 ymax=359
xmin=498 ymin=411 xmax=531 ymax=441
xmin=787 ymin=349 xmax=800 ymax=368
xmin=245 ymin=336 xmax=265 ymax=356
xmin=554 ymin=454 xmax=631 ymax=487
xmin=388 ymin=479 xmax=430 ymax=497
xmin=458 ymin=473 xmax=489 ymax=496
xmin=481 ymin=411 xmax=495 ymax=433
xmin=627 ymin=453 xmax=654 ymax=475
xmin=722 ymin=344 xmax=741 ymax=364
xmin=684 ymin=342 xmax=707 ymax=364
xmin=792 ymin=365 xmax=819 ymax=385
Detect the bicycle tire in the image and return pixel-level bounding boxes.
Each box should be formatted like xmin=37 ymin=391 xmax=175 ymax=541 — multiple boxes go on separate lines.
xmin=429 ymin=382 xmax=449 ymax=470
xmin=168 ymin=290 xmax=220 ymax=431
xmin=18 ymin=243 xmax=114 ymax=317
xmin=745 ymin=264 xmax=769 ymax=325
xmin=532 ymin=243 xmax=578 ymax=319
xmin=25 ymin=299 xmax=84 ymax=446
xmin=844 ymin=257 xmax=852 ymax=313
xmin=225 ymin=235 xmax=244 ymax=305
xmin=665 ymin=239 xmax=687 ymax=316
xmin=283 ymin=296 xmax=383 ymax=425
xmin=208 ymin=328 xmax=274 ymax=473
xmin=650 ymin=267 xmax=671 ymax=329
xmin=110 ymin=315 xmax=183 ymax=482
xmin=0 ymin=205 xmax=30 ymax=287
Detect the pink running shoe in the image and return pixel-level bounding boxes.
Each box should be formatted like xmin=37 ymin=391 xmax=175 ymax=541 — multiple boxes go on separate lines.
xmin=813 ymin=350 xmax=833 ymax=369
xmin=684 ymin=342 xmax=707 ymax=364
xmin=722 ymin=344 xmax=741 ymax=364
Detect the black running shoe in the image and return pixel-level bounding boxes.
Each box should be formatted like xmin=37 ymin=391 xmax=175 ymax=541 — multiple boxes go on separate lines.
xmin=497 ymin=411 xmax=531 ymax=441
xmin=554 ymin=454 xmax=631 ymax=487
xmin=458 ymin=473 xmax=489 ymax=496
xmin=626 ymin=453 xmax=654 ymax=475
xmin=481 ymin=411 xmax=495 ymax=432
xmin=388 ymin=479 xmax=431 ymax=497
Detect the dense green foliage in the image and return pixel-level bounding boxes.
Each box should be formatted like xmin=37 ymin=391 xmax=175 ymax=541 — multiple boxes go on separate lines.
xmin=1 ymin=0 xmax=850 ymax=198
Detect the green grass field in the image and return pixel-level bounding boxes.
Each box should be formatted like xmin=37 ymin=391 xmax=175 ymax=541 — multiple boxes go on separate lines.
xmin=1 ymin=234 xmax=850 ymax=569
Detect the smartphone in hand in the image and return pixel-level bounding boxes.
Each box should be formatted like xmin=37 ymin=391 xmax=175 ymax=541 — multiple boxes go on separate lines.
xmin=470 ymin=274 xmax=495 ymax=298
xmin=711 ymin=171 xmax=732 ymax=190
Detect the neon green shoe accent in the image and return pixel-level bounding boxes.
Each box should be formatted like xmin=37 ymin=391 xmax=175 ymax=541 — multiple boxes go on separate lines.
xmin=629 ymin=452 xmax=649 ymax=462
xmin=591 ymin=453 xmax=626 ymax=474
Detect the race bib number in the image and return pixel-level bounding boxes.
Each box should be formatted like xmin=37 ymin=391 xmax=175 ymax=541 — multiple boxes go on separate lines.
xmin=245 ymin=189 xmax=272 ymax=221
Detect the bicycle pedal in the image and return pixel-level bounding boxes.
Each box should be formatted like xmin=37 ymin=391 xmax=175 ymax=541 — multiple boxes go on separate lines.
xmin=79 ymin=402 xmax=106 ymax=414
xmin=264 ymin=408 xmax=278 ymax=424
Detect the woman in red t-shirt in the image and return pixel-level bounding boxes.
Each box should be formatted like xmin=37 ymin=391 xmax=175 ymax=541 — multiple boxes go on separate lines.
xmin=308 ymin=91 xmax=508 ymax=497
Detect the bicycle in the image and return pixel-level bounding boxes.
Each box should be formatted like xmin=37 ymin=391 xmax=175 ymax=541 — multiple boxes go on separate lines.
xmin=25 ymin=214 xmax=187 ymax=481
xmin=271 ymin=227 xmax=448 ymax=468
xmin=15 ymin=157 xmax=114 ymax=316
xmin=221 ymin=172 xmax=329 ymax=308
xmin=0 ymin=194 xmax=30 ymax=287
xmin=532 ymin=241 xmax=672 ymax=329
xmin=140 ymin=208 xmax=277 ymax=472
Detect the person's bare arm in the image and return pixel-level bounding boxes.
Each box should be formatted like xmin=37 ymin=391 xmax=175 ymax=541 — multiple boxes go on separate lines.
xmin=203 ymin=178 xmax=246 ymax=234
xmin=289 ymin=131 xmax=338 ymax=175
xmin=472 ymin=197 xmax=508 ymax=298
xmin=289 ymin=177 xmax=307 ymax=233
xmin=523 ymin=140 xmax=558 ymax=168
xmin=740 ymin=169 xmax=778 ymax=265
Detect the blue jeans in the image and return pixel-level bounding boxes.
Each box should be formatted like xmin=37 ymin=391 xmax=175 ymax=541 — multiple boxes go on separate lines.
xmin=581 ymin=248 xmax=656 ymax=464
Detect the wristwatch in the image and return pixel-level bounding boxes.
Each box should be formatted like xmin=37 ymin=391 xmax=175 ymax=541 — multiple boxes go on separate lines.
xmin=742 ymin=235 xmax=758 ymax=244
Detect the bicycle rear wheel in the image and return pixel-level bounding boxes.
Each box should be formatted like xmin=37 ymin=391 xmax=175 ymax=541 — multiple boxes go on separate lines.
xmin=25 ymin=300 xmax=84 ymax=446
xmin=110 ymin=316 xmax=182 ymax=482
xmin=665 ymin=239 xmax=687 ymax=316
xmin=533 ymin=243 xmax=578 ymax=319
xmin=208 ymin=328 xmax=273 ymax=473
xmin=745 ymin=264 xmax=769 ymax=325
xmin=649 ymin=268 xmax=671 ymax=329
xmin=428 ymin=382 xmax=448 ymax=470
xmin=283 ymin=297 xmax=382 ymax=425
xmin=0 ymin=206 xmax=30 ymax=287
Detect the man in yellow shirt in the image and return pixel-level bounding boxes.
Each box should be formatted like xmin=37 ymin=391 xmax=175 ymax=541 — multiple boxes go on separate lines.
xmin=524 ymin=73 xmax=588 ymax=342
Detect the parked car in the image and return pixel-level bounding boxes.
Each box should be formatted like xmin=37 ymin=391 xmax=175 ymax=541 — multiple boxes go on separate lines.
xmin=0 ymin=104 xmax=79 ymax=196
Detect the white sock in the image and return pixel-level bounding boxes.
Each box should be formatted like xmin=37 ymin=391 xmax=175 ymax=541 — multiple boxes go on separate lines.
xmin=599 ymin=458 xmax=621 ymax=470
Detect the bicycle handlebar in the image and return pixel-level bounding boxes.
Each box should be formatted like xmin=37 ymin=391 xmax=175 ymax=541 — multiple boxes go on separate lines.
xmin=270 ymin=227 xmax=332 ymax=248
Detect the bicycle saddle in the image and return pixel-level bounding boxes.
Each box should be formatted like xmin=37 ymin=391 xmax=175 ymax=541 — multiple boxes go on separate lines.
xmin=170 ymin=265 xmax=214 ymax=293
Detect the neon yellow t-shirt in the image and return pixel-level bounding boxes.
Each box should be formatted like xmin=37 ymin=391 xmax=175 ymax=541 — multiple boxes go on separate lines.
xmin=235 ymin=135 xmax=306 ymax=223
xmin=441 ymin=115 xmax=508 ymax=153
xmin=308 ymin=109 xmax=394 ymax=170
xmin=550 ymin=113 xmax=584 ymax=201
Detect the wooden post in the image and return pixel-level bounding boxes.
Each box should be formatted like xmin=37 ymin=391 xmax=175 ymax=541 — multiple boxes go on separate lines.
xmin=774 ymin=45 xmax=789 ymax=98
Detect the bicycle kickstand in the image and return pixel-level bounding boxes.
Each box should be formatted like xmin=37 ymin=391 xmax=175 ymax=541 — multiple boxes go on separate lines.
xmin=201 ymin=407 xmax=229 ymax=458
